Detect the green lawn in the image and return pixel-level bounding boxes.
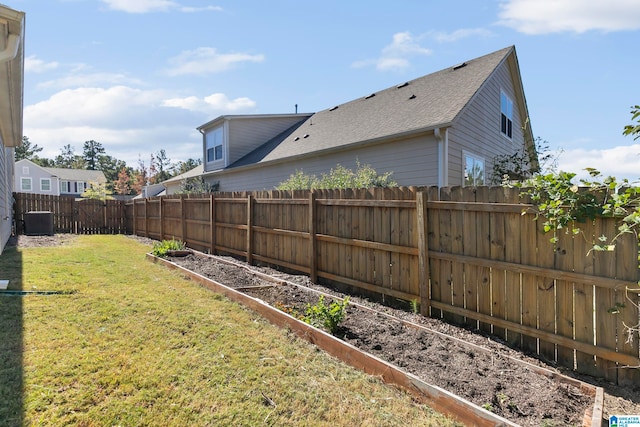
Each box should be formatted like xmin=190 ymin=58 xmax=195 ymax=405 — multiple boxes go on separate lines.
xmin=0 ymin=235 xmax=458 ymax=426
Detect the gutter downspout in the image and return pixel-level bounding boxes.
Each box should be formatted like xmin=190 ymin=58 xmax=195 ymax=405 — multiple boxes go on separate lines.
xmin=434 ymin=128 xmax=449 ymax=187
xmin=0 ymin=33 xmax=20 ymax=63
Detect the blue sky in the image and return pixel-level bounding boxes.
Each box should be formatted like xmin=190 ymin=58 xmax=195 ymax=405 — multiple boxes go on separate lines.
xmin=12 ymin=0 xmax=640 ymax=181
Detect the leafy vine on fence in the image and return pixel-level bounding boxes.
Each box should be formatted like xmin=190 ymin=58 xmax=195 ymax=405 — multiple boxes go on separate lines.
xmin=510 ymin=169 xmax=640 ymax=348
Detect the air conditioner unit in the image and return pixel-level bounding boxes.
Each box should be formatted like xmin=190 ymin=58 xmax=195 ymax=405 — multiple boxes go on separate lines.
xmin=24 ymin=211 xmax=54 ymax=236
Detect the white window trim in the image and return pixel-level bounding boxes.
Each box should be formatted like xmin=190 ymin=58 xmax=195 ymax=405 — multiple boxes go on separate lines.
xmin=22 ymin=166 xmax=29 ymax=175
xmin=462 ymin=151 xmax=485 ymax=187
xmin=500 ymin=89 xmax=514 ymax=141
xmin=77 ymin=182 xmax=85 ymax=194
xmin=21 ymin=177 xmax=32 ymax=191
xmin=40 ymin=178 xmax=51 ymax=192
xmin=205 ymin=126 xmax=224 ymax=164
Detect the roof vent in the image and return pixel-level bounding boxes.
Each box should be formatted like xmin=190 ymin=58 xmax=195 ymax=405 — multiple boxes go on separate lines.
xmin=396 ymin=82 xmax=409 ymax=89
xmin=409 ymin=94 xmax=416 ymax=100
xmin=364 ymin=93 xmax=376 ymax=99
xmin=294 ymin=136 xmax=300 ymax=141
xmin=452 ymin=62 xmax=467 ymax=70
xmin=329 ymin=106 xmax=338 ymax=111
xmin=303 ymin=134 xmax=309 ymax=138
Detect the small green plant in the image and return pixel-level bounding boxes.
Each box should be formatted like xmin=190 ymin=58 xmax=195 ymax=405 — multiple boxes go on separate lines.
xmin=304 ymin=295 xmax=349 ymax=334
xmin=410 ymin=299 xmax=420 ymax=314
xmin=152 ymin=239 xmax=186 ymax=257
xmin=481 ymin=403 xmax=494 ymax=412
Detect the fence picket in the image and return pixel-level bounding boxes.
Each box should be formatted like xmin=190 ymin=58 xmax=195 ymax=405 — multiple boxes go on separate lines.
xmin=12 ymin=187 xmax=640 ymax=385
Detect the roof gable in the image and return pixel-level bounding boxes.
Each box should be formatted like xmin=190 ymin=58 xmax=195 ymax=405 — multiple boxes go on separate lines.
xmin=230 ymin=46 xmax=519 ymax=168
xmin=15 ymin=159 xmax=53 ymax=176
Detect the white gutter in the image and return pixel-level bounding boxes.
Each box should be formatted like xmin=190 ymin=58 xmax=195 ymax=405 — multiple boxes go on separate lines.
xmin=435 ymin=127 xmax=449 ymax=187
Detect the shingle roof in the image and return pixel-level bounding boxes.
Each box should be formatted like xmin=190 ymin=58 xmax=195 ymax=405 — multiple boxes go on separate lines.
xmin=229 ymin=46 xmax=514 ymax=169
xmin=162 ymin=164 xmax=204 ymax=184
xmin=44 ymin=167 xmax=106 ymax=183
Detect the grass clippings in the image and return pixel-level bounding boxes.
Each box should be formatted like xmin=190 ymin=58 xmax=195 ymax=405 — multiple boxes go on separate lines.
xmin=0 ymin=235 xmax=458 ymax=426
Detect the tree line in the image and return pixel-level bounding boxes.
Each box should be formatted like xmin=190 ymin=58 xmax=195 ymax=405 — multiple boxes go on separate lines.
xmin=15 ymin=137 xmax=201 ymax=196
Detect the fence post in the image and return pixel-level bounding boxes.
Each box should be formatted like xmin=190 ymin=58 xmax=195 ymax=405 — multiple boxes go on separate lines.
xmin=70 ymin=197 xmax=76 ymax=234
xmin=132 ymin=200 xmax=136 ymax=235
xmin=246 ymin=195 xmax=253 ymax=264
xmin=144 ymin=199 xmax=149 ymax=238
xmin=102 ymin=201 xmax=107 ymax=233
xmin=309 ymin=191 xmax=317 ymax=283
xmin=417 ymin=191 xmax=431 ymax=316
xmin=210 ymin=194 xmax=216 ymax=255
xmin=181 ymin=196 xmax=187 ymax=244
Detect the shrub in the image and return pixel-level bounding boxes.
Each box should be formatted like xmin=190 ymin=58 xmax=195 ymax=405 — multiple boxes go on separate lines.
xmin=304 ymin=295 xmax=349 ymax=334
xmin=277 ymin=160 xmax=396 ymax=190
xmin=151 ymin=239 xmax=186 ymax=257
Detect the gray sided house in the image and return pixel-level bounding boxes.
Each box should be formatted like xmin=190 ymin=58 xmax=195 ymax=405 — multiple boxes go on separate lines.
xmin=164 ymin=46 xmax=534 ymax=194
xmin=0 ymin=5 xmax=25 ymax=253
xmin=14 ymin=159 xmax=107 ymax=197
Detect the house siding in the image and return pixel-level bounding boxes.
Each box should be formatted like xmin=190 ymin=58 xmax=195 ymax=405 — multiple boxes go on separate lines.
xmin=448 ymin=59 xmax=525 ymax=186
xmin=226 ymin=117 xmax=307 ymax=166
xmin=0 ymin=145 xmax=11 ymax=251
xmin=14 ymin=160 xmax=60 ymax=196
xmin=14 ymin=159 xmax=107 ymax=197
xmin=196 ymin=133 xmax=440 ymax=192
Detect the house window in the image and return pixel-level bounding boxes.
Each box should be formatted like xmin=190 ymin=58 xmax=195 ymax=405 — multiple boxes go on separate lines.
xmin=60 ymin=180 xmax=70 ymax=193
xmin=206 ymin=126 xmax=224 ymax=163
xmin=22 ymin=166 xmax=29 ymax=175
xmin=464 ymin=153 xmax=485 ymax=186
xmin=41 ymin=178 xmax=51 ymax=192
xmin=21 ymin=177 xmax=32 ymax=191
xmin=77 ymin=182 xmax=85 ymax=194
xmin=500 ymin=90 xmax=513 ymax=139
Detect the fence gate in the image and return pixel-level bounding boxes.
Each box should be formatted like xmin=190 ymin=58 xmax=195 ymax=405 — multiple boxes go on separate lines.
xmin=75 ymin=200 xmax=106 ymax=234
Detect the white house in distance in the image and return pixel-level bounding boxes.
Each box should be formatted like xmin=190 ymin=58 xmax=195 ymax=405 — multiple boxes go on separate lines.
xmin=0 ymin=5 xmax=25 ymax=253
xmin=162 ymin=45 xmax=535 ymax=194
xmin=15 ymin=159 xmax=107 ymax=197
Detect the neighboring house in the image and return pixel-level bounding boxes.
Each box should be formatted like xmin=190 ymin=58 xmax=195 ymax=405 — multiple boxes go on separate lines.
xmin=0 ymin=5 xmax=25 ymax=254
xmin=157 ymin=164 xmax=203 ymax=193
xmin=163 ymin=45 xmax=535 ymax=194
xmin=14 ymin=159 xmax=107 ymax=197
xmin=135 ymin=182 xmax=166 ymax=199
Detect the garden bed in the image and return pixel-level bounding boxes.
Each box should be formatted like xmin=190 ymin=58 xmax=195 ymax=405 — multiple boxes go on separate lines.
xmin=152 ymin=251 xmax=605 ymax=427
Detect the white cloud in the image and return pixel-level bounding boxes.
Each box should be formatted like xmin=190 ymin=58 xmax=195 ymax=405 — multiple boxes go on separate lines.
xmin=179 ymin=5 xmax=223 ymax=13
xmin=352 ymin=32 xmax=431 ymax=71
xmin=23 ymin=85 xmax=255 ymax=167
xmin=101 ymin=0 xmax=222 ymax=14
xmin=165 ymin=47 xmax=265 ymax=76
xmin=555 ymin=144 xmax=640 ymax=182
xmin=25 ymin=86 xmax=169 ymax=128
xmin=497 ymin=0 xmax=640 ymax=34
xmin=102 ymin=0 xmax=177 ymax=13
xmin=25 ymin=56 xmax=59 ymax=73
xmin=37 ymin=71 xmax=144 ymax=89
xmin=162 ymin=93 xmax=256 ymax=114
xmin=431 ymin=28 xmax=493 ymax=43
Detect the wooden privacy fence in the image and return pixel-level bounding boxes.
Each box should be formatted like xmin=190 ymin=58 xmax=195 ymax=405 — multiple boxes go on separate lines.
xmin=13 ymin=192 xmax=127 ymax=234
xmin=128 ymin=186 xmax=637 ymax=385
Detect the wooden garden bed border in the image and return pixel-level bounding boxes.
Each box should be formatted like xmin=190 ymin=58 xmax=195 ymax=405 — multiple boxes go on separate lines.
xmin=147 ymin=252 xmax=603 ymax=427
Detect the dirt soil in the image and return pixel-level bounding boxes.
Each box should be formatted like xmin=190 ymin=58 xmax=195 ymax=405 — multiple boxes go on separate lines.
xmin=9 ymin=235 xmax=640 ymax=426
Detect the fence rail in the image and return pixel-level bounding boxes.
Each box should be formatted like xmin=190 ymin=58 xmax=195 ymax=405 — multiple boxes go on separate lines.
xmin=13 ymin=189 xmax=640 ymax=385
xmin=126 ymin=187 xmax=640 ymax=385
xmin=13 ymin=192 xmax=127 ymax=234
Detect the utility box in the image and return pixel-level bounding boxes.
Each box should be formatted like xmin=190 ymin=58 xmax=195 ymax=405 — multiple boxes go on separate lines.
xmin=24 ymin=211 xmax=54 ymax=236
